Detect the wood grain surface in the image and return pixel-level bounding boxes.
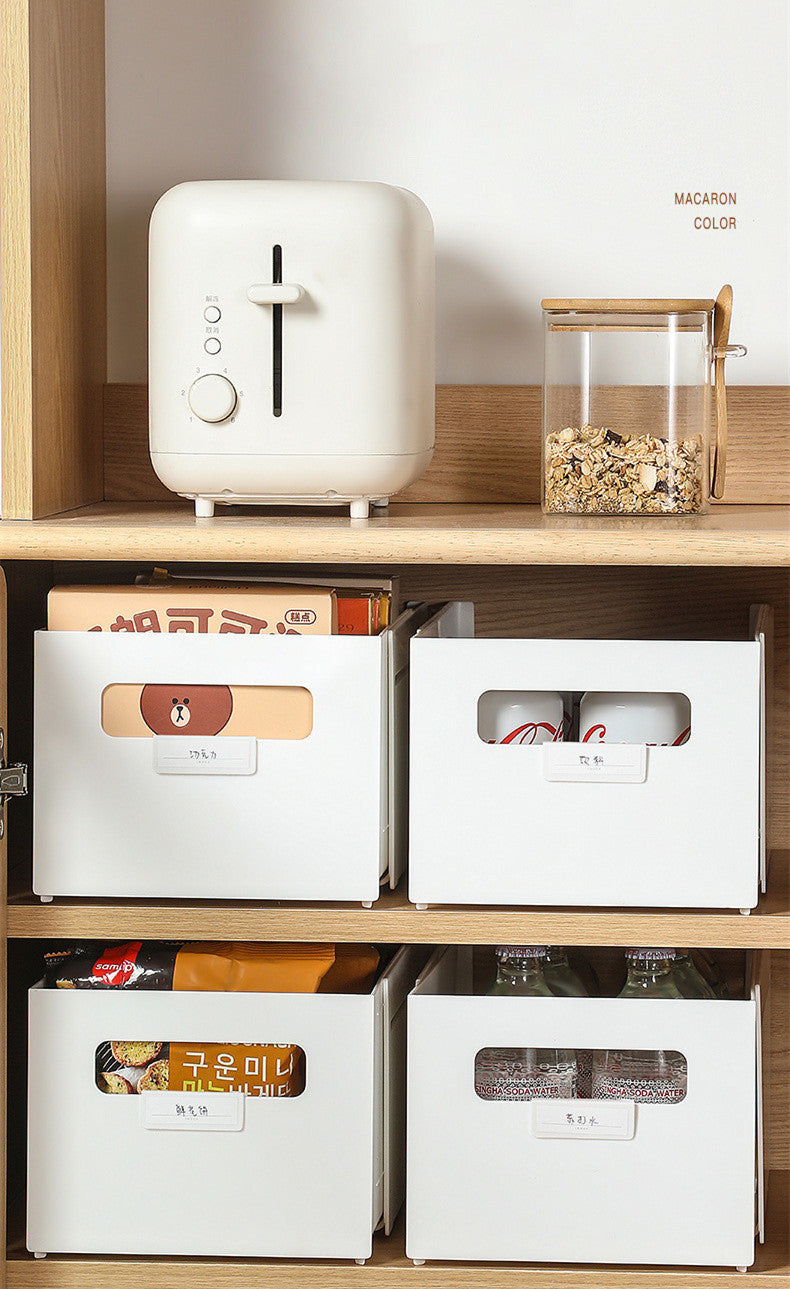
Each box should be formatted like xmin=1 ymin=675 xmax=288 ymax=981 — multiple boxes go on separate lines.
xmin=0 ymin=502 xmax=787 ymax=566
xmin=0 ymin=0 xmax=105 ymax=519
xmin=6 ymin=864 xmax=790 ymax=946
xmin=104 ymin=383 xmax=790 ymax=507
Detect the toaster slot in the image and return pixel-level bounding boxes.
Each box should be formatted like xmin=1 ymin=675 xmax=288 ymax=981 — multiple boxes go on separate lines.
xmin=272 ymin=243 xmax=283 ymax=417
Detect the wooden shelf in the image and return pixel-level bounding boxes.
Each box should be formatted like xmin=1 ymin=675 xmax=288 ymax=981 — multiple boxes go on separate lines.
xmin=0 ymin=502 xmax=788 ymax=566
xmin=6 ymin=1174 xmax=790 ymax=1287
xmin=7 ymin=854 xmax=789 ymax=946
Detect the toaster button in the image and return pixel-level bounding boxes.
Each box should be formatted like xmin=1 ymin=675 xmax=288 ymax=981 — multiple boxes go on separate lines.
xmin=188 ymin=374 xmax=238 ymax=423
xmin=204 ymin=306 xmax=221 ymax=323
xmin=204 ymin=337 xmax=222 ymax=355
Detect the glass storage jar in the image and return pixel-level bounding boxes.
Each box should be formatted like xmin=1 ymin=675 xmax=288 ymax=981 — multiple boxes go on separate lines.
xmin=541 ymin=287 xmax=745 ymax=516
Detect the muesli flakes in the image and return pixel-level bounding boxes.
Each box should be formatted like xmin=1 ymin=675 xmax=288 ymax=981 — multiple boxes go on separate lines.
xmin=544 ymin=424 xmax=704 ymax=515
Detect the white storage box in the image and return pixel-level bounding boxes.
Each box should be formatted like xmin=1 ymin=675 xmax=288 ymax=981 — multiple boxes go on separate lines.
xmin=409 ymin=607 xmax=769 ymax=911
xmin=33 ymin=603 xmax=455 ymax=903
xmin=406 ymin=947 xmax=766 ymax=1269
xmin=27 ymin=946 xmax=423 ymax=1260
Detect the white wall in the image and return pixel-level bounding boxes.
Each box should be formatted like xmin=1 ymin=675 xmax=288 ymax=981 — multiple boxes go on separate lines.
xmin=106 ymin=0 xmax=788 ymax=385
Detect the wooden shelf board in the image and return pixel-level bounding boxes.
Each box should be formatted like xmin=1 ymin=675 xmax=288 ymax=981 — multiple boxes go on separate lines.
xmin=6 ymin=1176 xmax=790 ymax=1287
xmin=7 ymin=854 xmax=790 ymax=947
xmin=0 ymin=502 xmax=787 ymax=565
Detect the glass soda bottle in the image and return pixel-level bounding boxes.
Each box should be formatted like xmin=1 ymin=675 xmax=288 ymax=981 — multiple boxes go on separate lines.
xmin=542 ymin=946 xmax=588 ymax=997
xmin=672 ymin=948 xmax=717 ymax=999
xmin=474 ymin=946 xmax=578 ymax=1100
xmin=543 ymin=947 xmax=592 ymax=1097
xmin=592 ymin=948 xmax=688 ymax=1104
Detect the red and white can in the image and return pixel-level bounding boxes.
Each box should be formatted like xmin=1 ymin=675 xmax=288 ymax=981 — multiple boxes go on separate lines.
xmin=579 ymin=692 xmax=691 ymax=746
xmin=478 ymin=691 xmax=564 ymax=745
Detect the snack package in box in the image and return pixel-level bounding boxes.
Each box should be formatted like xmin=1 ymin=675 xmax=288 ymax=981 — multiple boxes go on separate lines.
xmin=138 ymin=569 xmax=399 ymax=636
xmin=44 ymin=942 xmax=380 ymax=1100
xmin=47 ymin=582 xmax=337 ymax=636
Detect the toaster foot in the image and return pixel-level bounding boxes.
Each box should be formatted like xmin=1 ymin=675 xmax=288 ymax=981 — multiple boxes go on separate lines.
xmin=349 ymin=499 xmax=370 ymax=520
xmin=194 ymin=497 xmax=216 ymax=518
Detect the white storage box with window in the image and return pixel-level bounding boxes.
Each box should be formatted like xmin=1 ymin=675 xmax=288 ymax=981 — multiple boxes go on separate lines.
xmin=33 ymin=603 xmax=463 ymax=903
xmin=409 ymin=607 xmax=770 ymax=911
xmin=27 ymin=946 xmax=423 ymax=1260
xmin=406 ymin=947 xmax=766 ymax=1269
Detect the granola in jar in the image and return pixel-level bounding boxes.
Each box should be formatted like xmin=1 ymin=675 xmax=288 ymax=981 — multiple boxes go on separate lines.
xmin=543 ymin=424 xmax=705 ymax=515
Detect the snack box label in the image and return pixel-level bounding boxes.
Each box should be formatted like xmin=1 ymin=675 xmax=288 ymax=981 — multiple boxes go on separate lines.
xmin=47 ymin=584 xmax=337 ymax=636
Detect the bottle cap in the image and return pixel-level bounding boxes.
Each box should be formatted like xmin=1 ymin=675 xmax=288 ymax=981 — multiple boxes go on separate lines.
xmin=495 ymin=946 xmax=548 ymax=960
xmin=625 ymin=948 xmax=677 ymax=962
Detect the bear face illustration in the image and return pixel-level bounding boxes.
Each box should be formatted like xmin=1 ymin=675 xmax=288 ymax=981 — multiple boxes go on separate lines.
xmin=139 ymin=684 xmax=233 ymax=736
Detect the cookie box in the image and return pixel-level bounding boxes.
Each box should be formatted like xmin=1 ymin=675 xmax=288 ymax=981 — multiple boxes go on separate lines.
xmin=409 ymin=606 xmax=769 ymax=911
xmin=33 ymin=602 xmax=472 ymax=902
xmin=406 ymin=947 xmax=767 ymax=1269
xmin=27 ymin=945 xmax=425 ymax=1260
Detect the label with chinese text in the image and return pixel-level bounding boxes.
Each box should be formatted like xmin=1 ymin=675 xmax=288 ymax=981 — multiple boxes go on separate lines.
xmin=153 ymin=735 xmax=257 ymax=775
xmin=542 ymin=742 xmax=647 ymax=784
xmin=530 ymin=1098 xmax=635 ymax=1140
xmin=140 ymin=1090 xmax=245 ymax=1132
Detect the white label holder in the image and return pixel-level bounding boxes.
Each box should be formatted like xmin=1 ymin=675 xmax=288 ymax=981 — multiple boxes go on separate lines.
xmin=153 ymin=735 xmax=257 ymax=776
xmin=530 ymin=1098 xmax=636 ymax=1140
xmin=140 ymin=1089 xmax=245 ymax=1132
xmin=543 ymin=742 xmax=647 ymax=784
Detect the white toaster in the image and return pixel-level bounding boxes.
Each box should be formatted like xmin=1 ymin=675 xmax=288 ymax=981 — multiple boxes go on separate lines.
xmin=148 ymin=180 xmax=435 ymax=518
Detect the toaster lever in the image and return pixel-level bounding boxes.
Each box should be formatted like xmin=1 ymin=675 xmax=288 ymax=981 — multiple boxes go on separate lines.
xmin=246 ymin=283 xmax=304 ymax=306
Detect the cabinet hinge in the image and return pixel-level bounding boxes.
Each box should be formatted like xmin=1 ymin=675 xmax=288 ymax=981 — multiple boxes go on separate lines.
xmin=0 ymin=729 xmax=29 ymax=824
xmin=0 ymin=763 xmax=28 ymax=802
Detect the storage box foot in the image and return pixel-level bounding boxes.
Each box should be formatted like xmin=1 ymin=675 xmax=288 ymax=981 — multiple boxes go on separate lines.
xmin=361 ymin=900 xmax=373 ymax=909
xmin=355 ymin=1257 xmax=367 ymax=1265
xmin=412 ymin=1258 xmax=426 ymax=1266
xmin=415 ymin=903 xmax=428 ymax=911
xmin=38 ymin=895 xmax=53 ymax=904
xmin=32 ymin=1253 xmax=47 ymax=1260
xmin=740 ymin=908 xmax=753 ymax=916
xmin=737 ymin=1266 xmax=749 ymax=1274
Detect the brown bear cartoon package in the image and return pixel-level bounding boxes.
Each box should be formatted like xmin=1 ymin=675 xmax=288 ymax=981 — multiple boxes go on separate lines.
xmin=47 ymin=581 xmax=337 ymax=636
xmin=100 ymin=682 xmax=314 ymax=740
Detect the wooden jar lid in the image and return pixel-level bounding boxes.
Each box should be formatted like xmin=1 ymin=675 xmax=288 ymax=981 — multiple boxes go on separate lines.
xmin=541 ymin=298 xmax=715 ymax=312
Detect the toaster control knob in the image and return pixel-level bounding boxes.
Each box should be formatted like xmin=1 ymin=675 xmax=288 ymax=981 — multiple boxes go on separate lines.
xmin=188 ymin=374 xmax=237 ymax=423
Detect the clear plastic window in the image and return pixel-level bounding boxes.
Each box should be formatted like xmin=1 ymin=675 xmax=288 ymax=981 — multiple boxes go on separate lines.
xmin=479 ymin=690 xmax=690 ymax=746
xmin=474 ymin=1046 xmax=687 ymax=1104
xmin=101 ymin=684 xmax=313 ymax=739
xmin=96 ymin=1040 xmax=306 ymax=1097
